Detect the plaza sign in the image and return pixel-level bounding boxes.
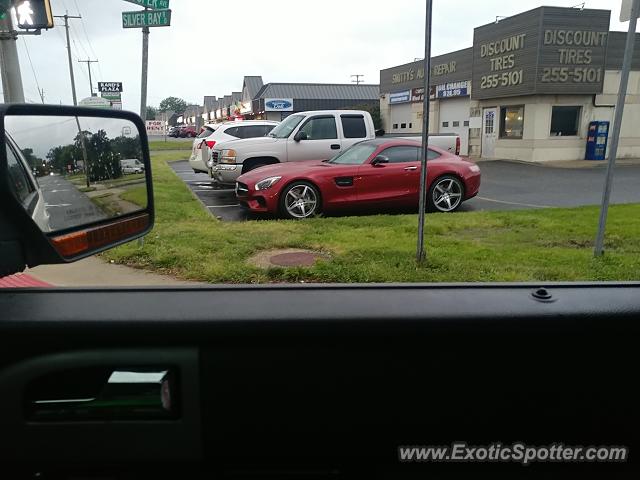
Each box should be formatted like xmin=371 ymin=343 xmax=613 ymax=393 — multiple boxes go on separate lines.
xmin=123 ymin=0 xmax=170 ymax=9
xmin=122 ymin=9 xmax=171 ymax=28
xmin=264 ymin=99 xmax=293 ymax=112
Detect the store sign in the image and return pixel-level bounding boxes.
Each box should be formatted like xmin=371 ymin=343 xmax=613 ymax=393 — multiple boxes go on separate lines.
xmin=79 ymin=96 xmax=111 ymax=109
xmin=98 ymin=82 xmax=123 ymax=93
xmin=472 ymin=8 xmax=610 ymax=99
xmin=435 ymin=80 xmax=470 ymax=98
xmin=265 ymin=98 xmax=293 ymax=112
xmin=411 ymin=87 xmax=425 ymax=103
xmin=389 ymin=90 xmax=411 ymax=104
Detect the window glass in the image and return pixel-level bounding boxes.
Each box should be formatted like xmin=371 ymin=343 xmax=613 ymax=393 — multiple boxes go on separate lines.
xmin=197 ymin=126 xmax=215 ymax=139
xmin=453 ymin=121 xmax=460 ymax=127
xmin=380 ymin=146 xmax=420 ymax=163
xmin=329 ymin=143 xmax=378 ymax=165
xmin=393 ymin=124 xmax=398 ymax=129
xmin=551 ymin=106 xmax=581 ymax=136
xmin=300 ymin=116 xmax=338 ymax=140
xmin=6 ymin=144 xmax=34 ymax=204
xmin=427 ymin=149 xmax=441 ymax=160
xmin=500 ymin=106 xmax=524 ymax=139
xmin=443 ymin=122 xmax=449 ymax=127
xmin=269 ymin=115 xmax=304 ymax=138
xmin=463 ymin=120 xmax=470 ymax=127
xmin=237 ymin=125 xmax=276 ymax=139
xmin=341 ymin=115 xmax=367 ymax=138
xmin=224 ymin=126 xmax=240 ymax=138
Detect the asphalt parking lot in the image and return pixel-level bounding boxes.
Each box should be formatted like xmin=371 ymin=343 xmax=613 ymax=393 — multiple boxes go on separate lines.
xmin=170 ymin=160 xmax=640 ymax=221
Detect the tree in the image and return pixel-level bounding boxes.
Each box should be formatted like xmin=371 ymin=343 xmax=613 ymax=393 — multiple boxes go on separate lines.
xmin=352 ymin=104 xmax=382 ymax=130
xmin=146 ymin=106 xmax=158 ymax=120
xmin=20 ymin=148 xmax=42 ymax=170
xmin=159 ymin=97 xmax=187 ymax=114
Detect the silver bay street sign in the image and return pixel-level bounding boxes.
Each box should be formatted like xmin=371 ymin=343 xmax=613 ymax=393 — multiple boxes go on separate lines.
xmin=122 ymin=9 xmax=171 ymax=28
xmin=122 ymin=0 xmax=170 ymax=9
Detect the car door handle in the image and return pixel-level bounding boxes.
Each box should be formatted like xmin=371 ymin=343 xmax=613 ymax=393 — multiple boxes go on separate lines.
xmin=331 ymin=144 xmax=341 ymax=150
xmin=404 ymin=166 xmax=418 ymax=171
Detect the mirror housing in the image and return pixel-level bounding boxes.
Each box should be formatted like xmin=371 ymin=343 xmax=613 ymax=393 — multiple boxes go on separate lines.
xmin=0 ymin=104 xmax=154 ymax=275
xmin=375 ymin=129 xmax=385 ymax=137
xmin=294 ymin=131 xmax=308 ymax=142
xmin=372 ymin=155 xmax=390 ymax=166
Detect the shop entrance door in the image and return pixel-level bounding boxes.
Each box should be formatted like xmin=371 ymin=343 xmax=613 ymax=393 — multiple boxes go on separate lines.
xmin=482 ymin=107 xmax=498 ymax=158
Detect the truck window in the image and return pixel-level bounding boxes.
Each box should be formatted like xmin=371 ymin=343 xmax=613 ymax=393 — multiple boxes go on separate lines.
xmin=299 ymin=116 xmax=337 ymax=140
xmin=341 ymin=115 xmax=367 ymax=138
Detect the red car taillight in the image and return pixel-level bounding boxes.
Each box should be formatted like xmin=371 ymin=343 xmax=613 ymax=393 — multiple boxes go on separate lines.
xmin=206 ymin=140 xmax=216 ymax=149
xmin=455 ymin=136 xmax=461 ymax=156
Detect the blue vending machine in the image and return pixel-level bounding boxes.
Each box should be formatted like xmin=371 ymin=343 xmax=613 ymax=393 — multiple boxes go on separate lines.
xmin=585 ymin=121 xmax=609 ymax=161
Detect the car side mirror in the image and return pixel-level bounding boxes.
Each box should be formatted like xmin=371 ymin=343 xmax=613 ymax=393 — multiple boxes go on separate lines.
xmin=0 ymin=104 xmax=154 ymax=273
xmin=372 ymin=155 xmax=389 ymax=166
xmin=375 ymin=129 xmax=385 ymax=137
xmin=294 ymin=131 xmax=308 ymax=142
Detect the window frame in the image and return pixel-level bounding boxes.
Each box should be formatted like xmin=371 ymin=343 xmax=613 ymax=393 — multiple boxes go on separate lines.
xmin=500 ymin=105 xmax=525 ymax=140
xmin=5 ymin=138 xmax=39 ymax=215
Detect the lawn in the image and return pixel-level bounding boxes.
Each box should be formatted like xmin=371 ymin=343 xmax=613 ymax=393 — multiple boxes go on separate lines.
xmin=102 ymin=150 xmax=640 ymax=283
xmin=148 ymin=140 xmax=193 ymax=151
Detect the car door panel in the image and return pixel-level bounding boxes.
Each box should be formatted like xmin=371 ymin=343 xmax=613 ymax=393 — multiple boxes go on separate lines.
xmin=0 ymin=285 xmax=638 ymax=477
xmin=287 ymin=115 xmax=341 ymax=162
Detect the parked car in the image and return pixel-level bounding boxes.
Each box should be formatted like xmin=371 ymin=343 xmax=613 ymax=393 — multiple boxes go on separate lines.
xmin=188 ymin=120 xmax=279 ymax=174
xmin=235 ymin=139 xmax=480 ymax=219
xmin=167 ymin=126 xmax=182 ymax=137
xmin=179 ymin=125 xmax=197 ymax=138
xmin=210 ymin=110 xmax=377 ymax=186
xmin=120 ymin=158 xmax=145 ymax=174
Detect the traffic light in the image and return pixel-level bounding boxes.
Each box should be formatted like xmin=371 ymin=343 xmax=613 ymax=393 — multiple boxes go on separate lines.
xmin=14 ymin=0 xmax=54 ymax=29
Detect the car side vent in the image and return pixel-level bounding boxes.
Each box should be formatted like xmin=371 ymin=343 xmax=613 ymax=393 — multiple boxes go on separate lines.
xmin=334 ymin=177 xmax=354 ymax=187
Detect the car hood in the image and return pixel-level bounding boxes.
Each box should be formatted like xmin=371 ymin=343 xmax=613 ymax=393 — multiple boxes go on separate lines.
xmin=238 ymin=160 xmax=333 ymax=184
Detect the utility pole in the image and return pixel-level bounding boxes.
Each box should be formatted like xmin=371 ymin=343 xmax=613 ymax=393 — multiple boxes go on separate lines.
xmin=0 ymin=14 xmax=25 ymax=102
xmin=351 ymin=74 xmax=364 ymax=85
xmin=77 ymin=58 xmax=98 ymax=96
xmin=140 ymin=22 xmax=149 ymax=120
xmin=38 ymin=87 xmax=44 ymax=103
xmin=53 ymin=14 xmax=81 ymax=106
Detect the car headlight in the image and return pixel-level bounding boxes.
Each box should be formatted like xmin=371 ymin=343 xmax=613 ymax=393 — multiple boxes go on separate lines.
xmin=469 ymin=164 xmax=480 ymax=173
xmin=255 ymin=176 xmax=282 ymax=191
xmin=219 ymin=149 xmax=237 ymax=164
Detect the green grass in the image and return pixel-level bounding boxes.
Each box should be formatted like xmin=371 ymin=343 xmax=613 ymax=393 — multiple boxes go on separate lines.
xmin=120 ymin=186 xmax=147 ymax=208
xmin=102 ymin=150 xmax=640 ymax=283
xmin=148 ymin=140 xmax=193 ymax=151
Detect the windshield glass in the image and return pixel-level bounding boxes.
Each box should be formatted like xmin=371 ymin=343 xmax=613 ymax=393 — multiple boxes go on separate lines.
xmin=3 ymin=0 xmax=639 ymax=288
xmin=268 ymin=115 xmax=304 ymax=139
xmin=329 ymin=143 xmax=378 ymax=165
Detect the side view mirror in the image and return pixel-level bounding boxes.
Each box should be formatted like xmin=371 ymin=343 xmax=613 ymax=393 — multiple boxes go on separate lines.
xmin=0 ymin=104 xmax=153 ymax=274
xmin=372 ymin=155 xmax=390 ymax=166
xmin=375 ymin=129 xmax=385 ymax=137
xmin=294 ymin=131 xmax=308 ymax=142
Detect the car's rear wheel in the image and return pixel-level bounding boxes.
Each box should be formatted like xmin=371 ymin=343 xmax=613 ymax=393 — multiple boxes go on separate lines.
xmin=280 ymin=181 xmax=321 ymax=219
xmin=428 ymin=175 xmax=464 ymax=212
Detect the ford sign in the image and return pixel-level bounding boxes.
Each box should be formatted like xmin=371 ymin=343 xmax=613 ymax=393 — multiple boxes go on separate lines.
xmin=265 ymin=98 xmax=294 ymax=112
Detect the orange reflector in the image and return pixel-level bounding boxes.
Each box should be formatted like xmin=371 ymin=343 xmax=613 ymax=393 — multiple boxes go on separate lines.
xmin=50 ymin=214 xmax=150 ymax=259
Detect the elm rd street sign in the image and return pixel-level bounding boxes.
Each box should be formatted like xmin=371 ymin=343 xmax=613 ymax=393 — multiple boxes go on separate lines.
xmin=122 ymin=0 xmax=170 ymax=9
xmin=122 ymin=9 xmax=171 ymax=28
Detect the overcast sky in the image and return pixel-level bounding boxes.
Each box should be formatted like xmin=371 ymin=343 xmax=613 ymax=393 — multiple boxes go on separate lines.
xmin=15 ymin=0 xmax=637 ymax=112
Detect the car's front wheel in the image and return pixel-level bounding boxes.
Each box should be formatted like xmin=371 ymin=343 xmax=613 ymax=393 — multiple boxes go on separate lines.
xmin=428 ymin=175 xmax=464 ymax=212
xmin=280 ymin=181 xmax=321 ymax=219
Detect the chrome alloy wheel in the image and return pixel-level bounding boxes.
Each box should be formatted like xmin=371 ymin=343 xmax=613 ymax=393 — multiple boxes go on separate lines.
xmin=284 ymin=184 xmax=318 ymax=219
xmin=432 ymin=177 xmax=463 ymax=212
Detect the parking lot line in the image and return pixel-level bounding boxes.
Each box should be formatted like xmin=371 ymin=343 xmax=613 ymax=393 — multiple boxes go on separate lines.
xmin=476 ymin=196 xmax=551 ymax=209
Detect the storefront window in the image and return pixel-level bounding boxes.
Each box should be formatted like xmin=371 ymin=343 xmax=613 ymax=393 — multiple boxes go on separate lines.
xmin=500 ymin=106 xmax=524 ymax=139
xmin=551 ymin=106 xmax=581 ymax=136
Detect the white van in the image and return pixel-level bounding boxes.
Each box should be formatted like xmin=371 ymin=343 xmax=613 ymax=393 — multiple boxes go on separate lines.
xmin=120 ymin=159 xmax=145 ymax=175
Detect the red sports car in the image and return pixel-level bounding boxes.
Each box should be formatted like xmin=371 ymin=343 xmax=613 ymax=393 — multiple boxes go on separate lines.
xmin=235 ymin=139 xmax=481 ymax=219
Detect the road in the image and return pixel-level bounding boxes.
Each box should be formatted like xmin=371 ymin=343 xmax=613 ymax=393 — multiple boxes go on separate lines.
xmin=170 ymin=160 xmax=640 ymax=221
xmin=38 ymin=175 xmax=108 ymax=231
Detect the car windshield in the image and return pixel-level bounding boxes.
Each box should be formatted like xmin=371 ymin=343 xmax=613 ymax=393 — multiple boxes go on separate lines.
xmin=328 ymin=143 xmax=378 ymax=165
xmin=268 ymin=115 xmax=304 ymax=138
xmin=1 ymin=0 xmax=639 ymax=289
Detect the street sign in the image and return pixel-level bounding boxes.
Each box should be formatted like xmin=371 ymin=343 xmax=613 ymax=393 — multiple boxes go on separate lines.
xmin=123 ymin=0 xmax=170 ymax=9
xmin=14 ymin=0 xmax=54 ymax=29
xmin=620 ymin=0 xmax=639 ymax=21
xmin=122 ymin=8 xmax=171 ymax=28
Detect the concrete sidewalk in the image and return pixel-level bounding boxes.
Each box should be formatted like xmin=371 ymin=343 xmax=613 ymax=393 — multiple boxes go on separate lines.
xmin=473 ymin=157 xmax=640 ymax=169
xmin=28 ymin=257 xmax=198 ymax=287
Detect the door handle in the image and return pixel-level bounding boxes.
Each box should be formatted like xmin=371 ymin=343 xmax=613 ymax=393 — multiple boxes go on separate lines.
xmin=331 ymin=144 xmax=341 ymax=150
xmin=404 ymin=166 xmax=418 ymax=171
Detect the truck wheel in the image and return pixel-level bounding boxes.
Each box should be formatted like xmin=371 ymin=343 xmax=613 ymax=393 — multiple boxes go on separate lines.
xmin=243 ymin=162 xmax=269 ymax=174
xmin=428 ymin=175 xmax=464 ymax=213
xmin=279 ymin=181 xmax=321 ymax=219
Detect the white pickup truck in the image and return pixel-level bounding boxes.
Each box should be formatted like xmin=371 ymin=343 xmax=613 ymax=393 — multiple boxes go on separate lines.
xmin=210 ymin=110 xmax=460 ymax=186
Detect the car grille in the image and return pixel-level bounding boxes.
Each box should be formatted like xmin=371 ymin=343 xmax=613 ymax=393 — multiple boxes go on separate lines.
xmin=211 ymin=151 xmax=219 ymax=165
xmin=235 ymin=182 xmax=249 ymax=196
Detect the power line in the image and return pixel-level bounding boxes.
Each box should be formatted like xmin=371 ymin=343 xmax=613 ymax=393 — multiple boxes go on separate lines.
xmin=21 ymin=37 xmax=44 ymax=103
xmin=72 ymin=0 xmax=104 ymax=81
